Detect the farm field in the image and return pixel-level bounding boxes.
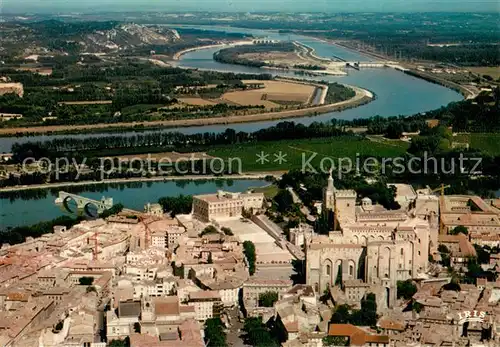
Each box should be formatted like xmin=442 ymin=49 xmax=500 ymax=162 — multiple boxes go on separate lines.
xmin=176 ymin=80 xmax=318 ymax=109
xmin=454 ymin=133 xmax=500 ymax=156
xmin=221 ymin=80 xmax=316 ymax=109
xmin=466 ymin=67 xmax=500 ymax=80
xmin=208 ymin=136 xmax=409 ymax=172
xmin=241 ymin=51 xmax=309 ymax=67
xmin=100 ymin=151 xmax=215 ymax=162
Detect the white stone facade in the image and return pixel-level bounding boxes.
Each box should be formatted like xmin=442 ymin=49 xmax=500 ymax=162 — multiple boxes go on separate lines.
xmin=193 ymin=190 xmax=264 ymax=221
xmin=306 ymin=173 xmax=431 ymax=308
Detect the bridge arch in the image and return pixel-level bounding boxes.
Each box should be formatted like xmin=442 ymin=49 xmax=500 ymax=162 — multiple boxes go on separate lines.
xmin=62 ymin=195 xmax=79 ymax=214
xmin=83 ymin=202 xmax=100 ymax=217
xmin=57 ymin=191 xmax=113 ymax=217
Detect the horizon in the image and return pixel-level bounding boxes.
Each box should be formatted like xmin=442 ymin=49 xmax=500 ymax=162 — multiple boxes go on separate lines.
xmin=2 ymin=0 xmax=499 ymax=14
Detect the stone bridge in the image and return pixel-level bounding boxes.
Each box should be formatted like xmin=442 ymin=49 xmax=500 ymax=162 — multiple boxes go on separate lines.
xmin=56 ymin=191 xmax=113 ymax=215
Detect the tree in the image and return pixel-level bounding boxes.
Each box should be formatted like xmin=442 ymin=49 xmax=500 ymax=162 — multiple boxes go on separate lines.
xmin=243 ymin=241 xmax=256 ymax=275
xmin=323 ymin=336 xmax=348 ymax=346
xmin=79 ymin=276 xmax=94 ymax=286
xmin=397 ymin=280 xmax=417 ymax=300
xmin=204 ymin=318 xmax=227 ymax=347
xmin=242 ymin=317 xmax=279 ymax=347
xmin=386 ymin=122 xmax=404 ymax=139
xmin=438 ymin=244 xmax=451 ymax=266
xmin=108 ymin=337 xmax=130 ymax=347
xmin=200 ymin=225 xmax=218 ymax=236
xmin=273 ymin=189 xmax=294 ymax=213
xmin=221 ymin=227 xmax=233 ymax=236
xmin=99 ymin=203 xmax=124 ymax=218
xmin=450 ymin=225 xmax=468 ymax=235
xmin=158 ymin=195 xmax=193 ymax=216
xmin=330 ymin=304 xmax=350 ymax=324
xmin=412 ymin=301 xmax=423 ymax=313
xmin=356 ymin=293 xmax=377 ymax=326
xmin=259 ymin=291 xmax=278 ymax=307
xmin=464 ymin=257 xmax=483 ymax=283
xmin=474 ymin=244 xmax=491 ymax=264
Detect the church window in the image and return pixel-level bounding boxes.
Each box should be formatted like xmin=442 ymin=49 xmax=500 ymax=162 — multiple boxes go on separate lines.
xmin=326 ymin=264 xmax=331 ymax=276
xmin=418 ymin=251 xmax=421 ymax=256
xmin=400 ymin=248 xmax=404 ymax=255
xmin=349 ymin=265 xmax=354 ymax=276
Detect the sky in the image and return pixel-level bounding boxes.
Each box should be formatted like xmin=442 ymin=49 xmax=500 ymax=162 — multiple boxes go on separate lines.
xmin=2 ymin=0 xmax=499 ymax=13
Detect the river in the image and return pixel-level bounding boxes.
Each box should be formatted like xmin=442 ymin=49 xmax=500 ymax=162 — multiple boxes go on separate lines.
xmin=0 ymin=26 xmax=462 ymax=152
xmin=0 ymin=26 xmax=465 ymax=229
xmin=0 ymin=179 xmax=267 ymax=229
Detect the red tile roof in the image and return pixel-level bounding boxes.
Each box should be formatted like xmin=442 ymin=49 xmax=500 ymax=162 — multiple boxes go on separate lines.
xmin=328 ymin=324 xmax=389 ymax=346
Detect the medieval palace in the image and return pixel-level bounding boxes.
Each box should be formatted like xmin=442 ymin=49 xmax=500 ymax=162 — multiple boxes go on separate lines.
xmin=306 ymin=171 xmax=438 ymax=308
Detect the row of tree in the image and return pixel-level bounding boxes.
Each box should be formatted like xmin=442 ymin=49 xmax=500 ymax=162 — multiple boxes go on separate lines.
xmin=243 ymin=241 xmax=256 ymax=275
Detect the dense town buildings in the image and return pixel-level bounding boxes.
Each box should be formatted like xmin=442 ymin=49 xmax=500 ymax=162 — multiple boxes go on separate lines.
xmin=0 ymin=184 xmax=498 ymax=346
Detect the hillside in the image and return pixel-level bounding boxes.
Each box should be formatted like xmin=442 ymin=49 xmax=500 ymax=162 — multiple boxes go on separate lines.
xmin=0 ymin=21 xmax=181 ymax=56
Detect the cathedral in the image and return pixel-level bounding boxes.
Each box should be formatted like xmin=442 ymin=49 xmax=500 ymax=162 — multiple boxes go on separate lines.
xmin=306 ymin=171 xmax=437 ymax=308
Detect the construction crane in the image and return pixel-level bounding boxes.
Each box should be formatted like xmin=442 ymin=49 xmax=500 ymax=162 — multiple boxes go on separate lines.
xmin=430 ymin=184 xmax=451 ymax=234
xmin=430 ymin=184 xmax=451 ymax=197
xmin=90 ymin=232 xmax=99 ymax=261
xmin=138 ymin=214 xmax=155 ymax=249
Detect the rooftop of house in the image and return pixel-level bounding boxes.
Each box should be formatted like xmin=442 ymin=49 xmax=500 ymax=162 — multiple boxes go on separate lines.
xmin=438 ymin=233 xmax=477 ymax=257
xmin=244 ymin=278 xmax=293 ymax=287
xmin=147 ymin=219 xmax=182 ymax=233
xmin=377 ymin=317 xmax=405 ymax=331
xmin=328 ymin=323 xmax=389 ymax=346
xmin=441 ymin=195 xmax=500 ymax=217
xmin=194 ymin=190 xmax=263 ymax=203
xmin=118 ymin=300 xmax=141 ymax=317
xmin=188 ymin=290 xmax=221 ymax=301
xmin=154 ymin=296 xmax=180 ymax=316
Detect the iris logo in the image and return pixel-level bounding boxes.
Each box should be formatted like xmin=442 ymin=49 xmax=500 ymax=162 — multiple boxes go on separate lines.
xmin=457 ymin=310 xmax=487 ymax=324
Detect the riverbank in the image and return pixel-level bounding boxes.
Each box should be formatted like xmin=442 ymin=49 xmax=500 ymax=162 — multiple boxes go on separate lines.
xmin=173 ymin=40 xmax=254 ymax=60
xmin=0 ymin=172 xmax=283 ymax=193
xmin=307 ymin=37 xmax=475 ymax=99
xmin=0 ymin=85 xmax=373 ymax=136
xmin=403 ymin=70 xmax=477 ymax=99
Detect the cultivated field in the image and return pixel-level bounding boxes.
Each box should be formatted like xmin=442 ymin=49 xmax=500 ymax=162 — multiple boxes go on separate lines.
xmin=222 ymin=80 xmax=316 ymax=109
xmin=101 ymin=151 xmax=215 ymax=162
xmin=240 ymin=51 xmax=309 ymax=67
xmin=454 ymin=133 xmax=500 ymax=156
xmin=208 ymin=136 xmax=409 ymax=172
xmin=466 ymin=67 xmax=500 ymax=80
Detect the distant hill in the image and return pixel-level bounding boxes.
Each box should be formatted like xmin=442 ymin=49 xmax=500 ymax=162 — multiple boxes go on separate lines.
xmin=2 ymin=20 xmax=181 ymax=55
